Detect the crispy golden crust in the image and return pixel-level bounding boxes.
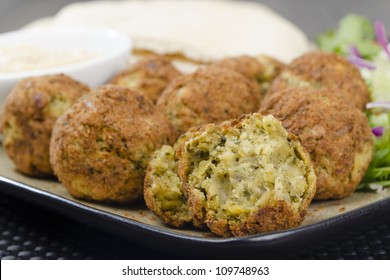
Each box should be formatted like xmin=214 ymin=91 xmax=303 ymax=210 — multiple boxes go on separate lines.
xmin=178 ymin=113 xmax=316 ymax=236
xmin=266 ymin=51 xmax=370 ymax=110
xmin=186 ymin=184 xmax=209 ymax=229
xmin=110 ymin=55 xmax=181 ymax=103
xmin=50 ymin=85 xmax=176 ymax=204
xmin=260 ymin=89 xmax=374 ymax=200
xmin=143 ymin=131 xmax=194 ymax=228
xmin=206 ymin=200 xmax=303 ymax=237
xmin=210 ymin=55 xmax=285 ymax=96
xmin=0 ymin=74 xmax=90 ymax=177
xmin=211 ymin=55 xmax=285 ymax=81
xmin=157 ymin=66 xmax=261 ymax=135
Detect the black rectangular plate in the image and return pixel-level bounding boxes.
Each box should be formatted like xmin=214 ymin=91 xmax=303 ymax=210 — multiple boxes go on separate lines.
xmin=1 ymin=175 xmax=390 ymax=256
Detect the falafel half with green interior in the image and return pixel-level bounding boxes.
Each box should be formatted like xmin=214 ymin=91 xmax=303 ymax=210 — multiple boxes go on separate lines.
xmin=177 ymin=113 xmax=316 ymax=237
xmin=143 ymin=130 xmax=194 ymax=228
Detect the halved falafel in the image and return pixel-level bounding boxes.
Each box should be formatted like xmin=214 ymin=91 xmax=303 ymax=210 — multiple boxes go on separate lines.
xmin=177 ymin=113 xmax=316 ymax=237
xmin=157 ymin=66 xmax=260 ymax=135
xmin=143 ymin=131 xmax=194 ymax=228
xmin=265 ymin=51 xmax=370 ymax=110
xmin=110 ymin=55 xmax=181 ymax=103
xmin=50 ymin=85 xmax=176 ymax=203
xmin=0 ymin=74 xmax=90 ymax=177
xmin=260 ymin=89 xmax=373 ymax=200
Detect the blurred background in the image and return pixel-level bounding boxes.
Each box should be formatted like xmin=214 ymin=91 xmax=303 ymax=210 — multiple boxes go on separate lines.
xmin=1 ymin=0 xmax=390 ymax=38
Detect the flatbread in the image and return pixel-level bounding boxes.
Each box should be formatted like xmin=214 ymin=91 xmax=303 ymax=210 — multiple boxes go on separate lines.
xmin=25 ymin=0 xmax=310 ymax=63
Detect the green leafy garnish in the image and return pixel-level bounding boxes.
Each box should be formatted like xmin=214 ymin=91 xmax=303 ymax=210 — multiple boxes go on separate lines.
xmin=358 ymin=111 xmax=390 ymax=191
xmin=317 ymin=13 xmax=390 ymax=193
xmin=370 ymin=55 xmax=390 ymax=101
xmin=316 ymin=14 xmax=381 ymax=59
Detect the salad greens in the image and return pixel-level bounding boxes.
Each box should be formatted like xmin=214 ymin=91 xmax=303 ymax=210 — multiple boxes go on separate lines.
xmin=369 ymin=54 xmax=390 ymax=101
xmin=317 ymin=14 xmax=390 ymax=192
xmin=316 ymin=14 xmax=381 ymax=59
xmin=358 ymin=111 xmax=390 ymax=191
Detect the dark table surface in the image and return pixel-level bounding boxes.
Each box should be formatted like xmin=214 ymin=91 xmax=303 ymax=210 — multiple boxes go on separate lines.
xmin=1 ymin=0 xmax=390 ymax=260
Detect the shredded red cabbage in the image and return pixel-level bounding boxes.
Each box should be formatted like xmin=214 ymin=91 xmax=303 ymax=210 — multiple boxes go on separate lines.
xmin=375 ymin=20 xmax=390 ymax=60
xmin=349 ymin=45 xmax=362 ymax=58
xmin=372 ymin=126 xmax=384 ymax=137
xmin=348 ymin=56 xmax=376 ymax=70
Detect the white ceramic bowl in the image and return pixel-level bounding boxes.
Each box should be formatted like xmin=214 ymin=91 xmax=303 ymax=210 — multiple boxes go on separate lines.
xmin=0 ymin=28 xmax=132 ymax=105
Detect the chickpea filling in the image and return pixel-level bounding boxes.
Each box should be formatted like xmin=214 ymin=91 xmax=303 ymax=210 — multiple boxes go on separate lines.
xmin=149 ymin=145 xmax=190 ymax=218
xmin=186 ymin=115 xmax=310 ymax=220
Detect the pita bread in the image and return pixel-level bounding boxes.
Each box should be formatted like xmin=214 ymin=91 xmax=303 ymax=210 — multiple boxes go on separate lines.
xmin=25 ymin=0 xmax=310 ymax=63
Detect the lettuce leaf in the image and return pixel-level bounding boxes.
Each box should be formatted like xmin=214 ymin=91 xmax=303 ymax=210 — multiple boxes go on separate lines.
xmin=316 ymin=14 xmax=381 ymax=59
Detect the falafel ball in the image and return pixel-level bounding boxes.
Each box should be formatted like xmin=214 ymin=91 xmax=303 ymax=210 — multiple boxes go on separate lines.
xmin=211 ymin=55 xmax=285 ymax=95
xmin=110 ymin=55 xmax=181 ymax=103
xmin=143 ymin=130 xmax=194 ymax=228
xmin=265 ymin=51 xmax=370 ymax=110
xmin=157 ymin=66 xmax=261 ymax=135
xmin=0 ymin=74 xmax=90 ymax=177
xmin=260 ymin=89 xmax=373 ymax=200
xmin=50 ymin=85 xmax=176 ymax=204
xmin=178 ymin=113 xmax=316 ymax=237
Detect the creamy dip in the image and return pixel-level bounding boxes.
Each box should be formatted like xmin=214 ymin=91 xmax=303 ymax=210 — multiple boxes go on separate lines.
xmin=0 ymin=45 xmax=99 ymax=73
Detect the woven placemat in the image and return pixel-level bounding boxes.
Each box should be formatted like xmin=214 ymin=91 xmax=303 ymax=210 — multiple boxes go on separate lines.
xmin=0 ymin=193 xmax=389 ymax=260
